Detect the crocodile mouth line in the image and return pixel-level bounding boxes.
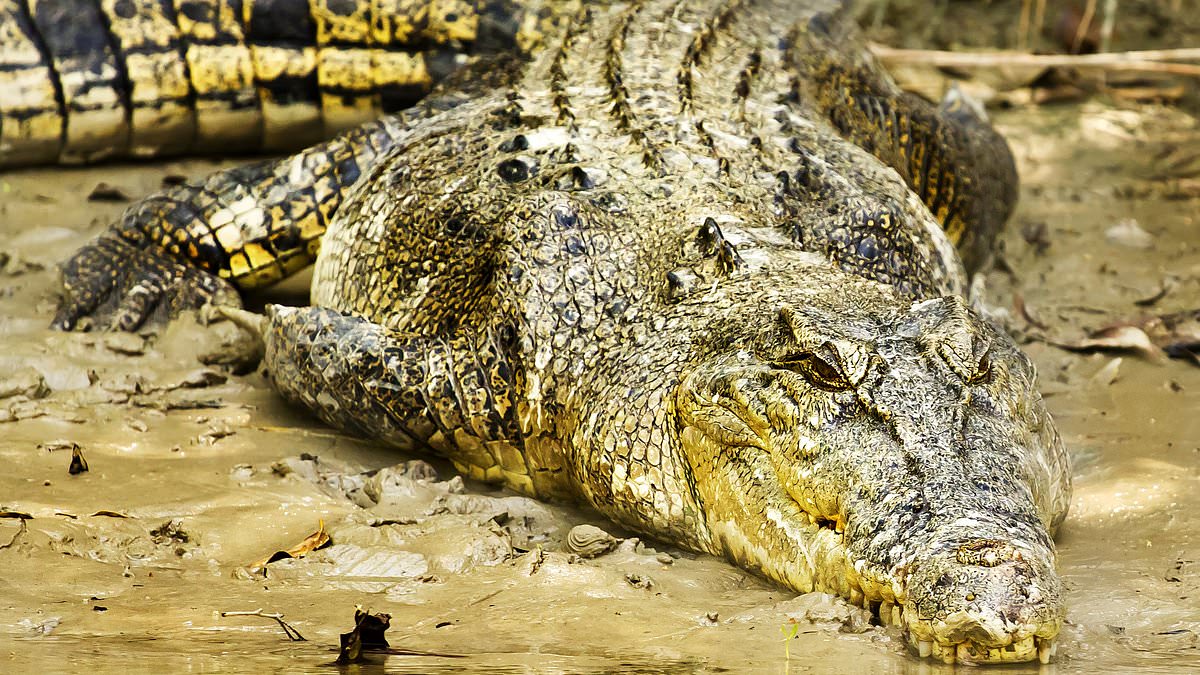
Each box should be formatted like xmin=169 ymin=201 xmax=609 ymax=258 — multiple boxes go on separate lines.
xmin=835 ymin=560 xmax=1058 ymax=665
xmin=790 ymin=502 xmax=1058 ymax=664
xmin=686 ymin=417 xmax=1059 ymax=665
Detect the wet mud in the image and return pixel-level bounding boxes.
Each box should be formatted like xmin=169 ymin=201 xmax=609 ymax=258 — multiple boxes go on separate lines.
xmin=2 ymin=89 xmax=1199 ymax=675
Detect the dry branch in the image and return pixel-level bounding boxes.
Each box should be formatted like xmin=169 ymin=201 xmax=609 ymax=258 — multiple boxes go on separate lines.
xmin=869 ymin=44 xmax=1200 ymax=77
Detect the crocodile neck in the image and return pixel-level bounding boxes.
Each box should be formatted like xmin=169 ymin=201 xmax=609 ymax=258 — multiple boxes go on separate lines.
xmin=502 ymin=0 xmax=966 ymax=299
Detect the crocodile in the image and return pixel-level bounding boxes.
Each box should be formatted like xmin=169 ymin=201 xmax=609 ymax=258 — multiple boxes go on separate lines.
xmin=46 ymin=0 xmax=1073 ymax=665
xmin=0 ymin=0 xmax=531 ymax=167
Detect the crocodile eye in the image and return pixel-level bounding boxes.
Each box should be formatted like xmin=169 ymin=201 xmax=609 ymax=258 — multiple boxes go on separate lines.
xmin=774 ymin=353 xmax=853 ymax=391
xmin=967 ymin=352 xmax=992 ymax=385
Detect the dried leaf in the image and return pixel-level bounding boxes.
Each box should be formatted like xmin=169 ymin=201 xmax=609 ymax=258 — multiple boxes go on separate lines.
xmin=249 ymin=521 xmax=331 ymax=569
xmin=150 ymin=519 xmax=189 ymax=545
xmin=1147 ymin=310 xmax=1200 ymax=365
xmin=68 ymin=446 xmax=89 ymax=475
xmin=1052 ymin=307 xmax=1200 ymax=366
xmin=1054 ymin=325 xmax=1165 ymax=360
xmin=336 ymin=607 xmax=392 ymax=664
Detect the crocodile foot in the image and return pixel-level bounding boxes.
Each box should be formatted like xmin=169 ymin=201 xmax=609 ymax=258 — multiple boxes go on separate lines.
xmin=53 ymin=236 xmax=241 ymax=331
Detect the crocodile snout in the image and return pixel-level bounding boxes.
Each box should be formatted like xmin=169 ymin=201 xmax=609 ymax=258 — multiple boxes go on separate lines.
xmin=901 ymin=536 xmax=1063 ymax=664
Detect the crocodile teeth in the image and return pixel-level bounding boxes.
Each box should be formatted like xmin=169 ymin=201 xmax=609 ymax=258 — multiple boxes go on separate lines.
xmin=879 ymin=601 xmax=894 ymax=626
xmin=918 ymin=640 xmax=933 ymax=658
xmin=1037 ymin=637 xmax=1055 ymax=664
xmin=931 ymin=641 xmax=956 ymax=664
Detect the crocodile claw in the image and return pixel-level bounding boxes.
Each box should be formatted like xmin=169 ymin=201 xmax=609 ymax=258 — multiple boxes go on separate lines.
xmin=54 ymin=236 xmax=240 ymax=332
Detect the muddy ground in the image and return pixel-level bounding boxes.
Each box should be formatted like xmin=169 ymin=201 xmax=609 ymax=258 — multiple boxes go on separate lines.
xmin=3 ymin=42 xmax=1200 ymax=675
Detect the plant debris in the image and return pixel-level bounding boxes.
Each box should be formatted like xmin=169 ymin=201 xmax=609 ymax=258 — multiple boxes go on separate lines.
xmin=1049 ymin=325 xmax=1164 ymax=360
xmin=219 ymin=608 xmax=305 ymax=641
xmin=247 ymin=521 xmax=332 ymax=571
xmin=1 ymin=518 xmax=27 ymax=549
xmin=336 ymin=607 xmax=391 ymax=664
xmin=68 ymin=446 xmax=89 ymax=475
xmin=1134 ymin=278 xmax=1177 ymax=307
xmin=150 ymin=519 xmax=190 ymax=545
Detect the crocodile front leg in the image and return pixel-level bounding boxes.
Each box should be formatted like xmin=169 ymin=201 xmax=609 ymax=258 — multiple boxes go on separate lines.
xmin=262 ymin=304 xmax=540 ymax=496
xmin=53 ymin=116 xmax=403 ymax=331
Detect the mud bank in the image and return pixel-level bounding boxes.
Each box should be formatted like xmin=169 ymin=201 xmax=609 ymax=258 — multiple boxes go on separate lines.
xmin=1 ymin=101 xmax=1198 ymax=675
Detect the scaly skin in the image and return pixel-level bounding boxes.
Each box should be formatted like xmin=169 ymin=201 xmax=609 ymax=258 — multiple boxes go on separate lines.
xmin=0 ymin=0 xmax=531 ymax=167
xmin=53 ymin=0 xmax=1071 ymax=664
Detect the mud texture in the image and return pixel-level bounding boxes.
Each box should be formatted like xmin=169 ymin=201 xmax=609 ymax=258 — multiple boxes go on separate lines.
xmin=2 ymin=87 xmax=1200 ymax=675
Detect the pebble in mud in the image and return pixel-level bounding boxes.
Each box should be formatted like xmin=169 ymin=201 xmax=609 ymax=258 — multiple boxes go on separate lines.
xmin=565 ymin=524 xmax=619 ymax=558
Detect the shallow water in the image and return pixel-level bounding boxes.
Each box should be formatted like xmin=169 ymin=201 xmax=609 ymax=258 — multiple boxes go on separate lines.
xmin=1 ymin=100 xmax=1198 ymax=673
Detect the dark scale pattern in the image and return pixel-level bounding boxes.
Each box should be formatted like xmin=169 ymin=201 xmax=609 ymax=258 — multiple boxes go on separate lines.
xmin=55 ymin=0 xmax=1070 ymax=665
xmin=0 ymin=0 xmax=535 ymax=167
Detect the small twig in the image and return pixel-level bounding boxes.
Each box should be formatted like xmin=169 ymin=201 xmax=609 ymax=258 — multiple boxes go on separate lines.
xmin=219 ymin=608 xmax=306 ymax=641
xmin=1034 ymin=0 xmax=1048 ymax=41
xmin=1 ymin=519 xmax=28 ymax=550
xmin=870 ymin=44 xmax=1200 ymax=77
xmin=1018 ymin=0 xmax=1032 ymax=51
xmin=1073 ymin=0 xmax=1097 ymax=54
xmin=1099 ymin=0 xmax=1118 ymax=54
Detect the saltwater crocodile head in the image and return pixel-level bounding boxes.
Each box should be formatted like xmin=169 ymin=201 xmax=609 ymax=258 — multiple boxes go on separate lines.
xmin=676 ymin=272 xmax=1072 ymax=665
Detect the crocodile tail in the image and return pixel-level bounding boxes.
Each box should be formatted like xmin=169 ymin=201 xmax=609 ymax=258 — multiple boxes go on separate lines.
xmin=0 ymin=0 xmax=534 ymax=168
xmin=785 ymin=6 xmax=1018 ymax=274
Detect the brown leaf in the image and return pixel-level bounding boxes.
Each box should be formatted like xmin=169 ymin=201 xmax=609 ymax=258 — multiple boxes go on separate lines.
xmin=1054 ymin=325 xmax=1165 ymax=360
xmin=68 ymin=446 xmax=89 ymax=475
xmin=336 ymin=608 xmax=391 ymax=664
xmin=1135 ymin=310 xmax=1200 ymax=366
xmin=249 ymin=521 xmax=331 ymax=569
xmin=1054 ymin=309 xmax=1200 ymax=366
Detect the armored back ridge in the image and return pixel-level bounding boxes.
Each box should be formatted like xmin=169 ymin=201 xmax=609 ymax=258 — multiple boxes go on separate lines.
xmin=50 ymin=0 xmax=1069 ymax=665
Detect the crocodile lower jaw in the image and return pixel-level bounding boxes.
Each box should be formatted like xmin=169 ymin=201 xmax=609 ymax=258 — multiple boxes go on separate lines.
xmin=852 ymin=583 xmax=1058 ymax=665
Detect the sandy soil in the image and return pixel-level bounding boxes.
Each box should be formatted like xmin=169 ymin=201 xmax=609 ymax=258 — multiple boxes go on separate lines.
xmin=2 ymin=84 xmax=1199 ymax=675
